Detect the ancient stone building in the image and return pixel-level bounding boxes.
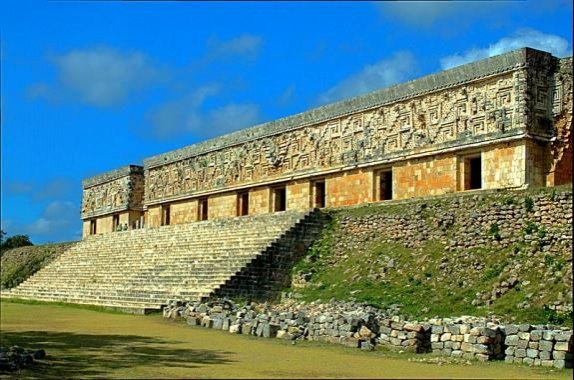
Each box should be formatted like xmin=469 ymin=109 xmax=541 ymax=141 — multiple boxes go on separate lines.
xmin=81 ymin=48 xmax=572 ymax=237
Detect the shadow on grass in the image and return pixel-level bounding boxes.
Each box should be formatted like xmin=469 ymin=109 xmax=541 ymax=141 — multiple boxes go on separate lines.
xmin=1 ymin=330 xmax=235 ymax=378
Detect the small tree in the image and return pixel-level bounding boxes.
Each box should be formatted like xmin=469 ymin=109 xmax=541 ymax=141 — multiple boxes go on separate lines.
xmin=0 ymin=232 xmax=33 ymax=254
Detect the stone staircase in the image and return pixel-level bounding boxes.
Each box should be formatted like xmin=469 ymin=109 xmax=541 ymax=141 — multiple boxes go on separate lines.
xmin=2 ymin=209 xmax=326 ymax=313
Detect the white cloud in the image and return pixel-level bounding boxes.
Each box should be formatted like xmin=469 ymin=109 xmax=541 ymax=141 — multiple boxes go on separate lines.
xmin=277 ymin=84 xmax=296 ymax=106
xmin=147 ymin=84 xmax=261 ymax=140
xmin=376 ymin=0 xmax=570 ymax=27
xmin=317 ymin=51 xmax=417 ymax=105
xmin=4 ymin=178 xmax=74 ymax=201
xmin=441 ymin=29 xmax=572 ymax=69
xmin=376 ymin=1 xmax=490 ymax=27
xmin=206 ymin=34 xmax=263 ymax=60
xmin=29 ymin=46 xmax=166 ymax=107
xmin=1 ymin=201 xmax=79 ymax=242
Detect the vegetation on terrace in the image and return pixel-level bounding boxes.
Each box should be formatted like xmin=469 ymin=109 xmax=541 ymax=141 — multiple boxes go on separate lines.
xmin=1 ymin=242 xmax=77 ymax=289
xmin=289 ymin=185 xmax=573 ymax=327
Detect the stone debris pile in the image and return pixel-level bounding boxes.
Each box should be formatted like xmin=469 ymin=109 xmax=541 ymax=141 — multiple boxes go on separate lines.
xmin=164 ymin=299 xmax=573 ymax=369
xmin=0 ymin=346 xmax=45 ymax=372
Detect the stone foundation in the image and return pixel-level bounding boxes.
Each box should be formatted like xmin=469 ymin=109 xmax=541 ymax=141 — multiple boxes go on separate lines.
xmin=164 ymin=299 xmax=574 ymax=368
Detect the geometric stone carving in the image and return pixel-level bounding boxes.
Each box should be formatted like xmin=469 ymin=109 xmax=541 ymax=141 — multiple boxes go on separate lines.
xmin=81 ymin=165 xmax=144 ymax=219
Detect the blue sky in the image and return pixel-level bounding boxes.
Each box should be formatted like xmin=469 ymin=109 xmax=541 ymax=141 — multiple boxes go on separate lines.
xmin=1 ymin=1 xmax=572 ymax=243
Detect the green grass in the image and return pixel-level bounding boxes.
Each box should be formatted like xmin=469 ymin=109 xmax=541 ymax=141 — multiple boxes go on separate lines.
xmin=0 ymin=296 xmax=136 ymax=315
xmin=1 ymin=301 xmax=571 ymax=379
xmin=1 ymin=242 xmax=77 ymax=289
xmin=289 ymin=186 xmax=573 ymax=325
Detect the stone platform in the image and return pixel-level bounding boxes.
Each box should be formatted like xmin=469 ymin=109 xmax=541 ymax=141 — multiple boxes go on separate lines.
xmin=2 ymin=209 xmax=326 ymax=312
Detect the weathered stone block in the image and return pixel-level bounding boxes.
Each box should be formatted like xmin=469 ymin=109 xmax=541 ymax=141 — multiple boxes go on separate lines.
xmin=526 ymin=349 xmax=539 ymax=358
xmin=554 ymin=341 xmax=569 ymax=351
xmin=440 ymin=333 xmax=452 ymax=342
xmin=553 ymin=359 xmax=565 ymax=369
xmin=505 ymin=335 xmax=519 ymax=346
xmin=476 ymin=354 xmax=490 ymax=362
xmin=229 ymin=324 xmax=242 ymax=334
xmin=539 ymin=340 xmax=554 ymax=351
xmin=515 ymin=348 xmax=527 ymax=358
xmin=530 ymin=330 xmax=542 ymax=341
xmin=517 ymin=339 xmax=529 ymax=349
xmin=553 ymin=350 xmax=566 ymax=360
xmin=518 ymin=332 xmax=530 ymax=340
xmin=539 ymin=350 xmax=552 ymax=360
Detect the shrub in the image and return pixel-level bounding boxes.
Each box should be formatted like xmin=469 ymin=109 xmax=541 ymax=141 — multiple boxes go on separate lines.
xmin=523 ymin=220 xmax=538 ymax=235
xmin=489 ymin=223 xmax=501 ymax=241
xmin=524 ymin=196 xmax=534 ymax=212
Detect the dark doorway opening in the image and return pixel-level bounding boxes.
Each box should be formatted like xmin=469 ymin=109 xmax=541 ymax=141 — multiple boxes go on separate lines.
xmin=238 ymin=192 xmax=249 ymax=216
xmin=161 ymin=205 xmax=171 ymax=226
xmin=468 ymin=156 xmax=482 ymax=190
xmin=379 ymin=170 xmax=393 ymax=201
xmin=199 ymin=198 xmax=209 ymax=221
xmin=112 ymin=214 xmax=120 ymax=231
xmin=274 ymin=187 xmax=287 ymax=212
xmin=90 ymin=220 xmax=97 ymax=235
xmin=314 ymin=181 xmax=326 ymax=208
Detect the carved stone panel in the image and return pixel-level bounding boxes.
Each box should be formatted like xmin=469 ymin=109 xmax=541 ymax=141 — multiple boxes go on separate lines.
xmin=81 ymin=166 xmax=144 ymax=219
xmin=144 ymin=71 xmax=526 ymax=205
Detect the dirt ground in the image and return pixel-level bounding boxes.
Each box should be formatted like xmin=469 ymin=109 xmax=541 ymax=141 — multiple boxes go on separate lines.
xmin=1 ymin=301 xmax=571 ymax=379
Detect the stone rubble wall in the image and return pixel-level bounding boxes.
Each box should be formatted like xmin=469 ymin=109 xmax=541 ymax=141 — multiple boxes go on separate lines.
xmin=428 ymin=318 xmax=505 ymax=362
xmin=163 ymin=299 xmax=573 ymax=369
xmin=324 ymin=188 xmax=572 ymax=311
xmin=504 ymin=324 xmax=573 ymax=368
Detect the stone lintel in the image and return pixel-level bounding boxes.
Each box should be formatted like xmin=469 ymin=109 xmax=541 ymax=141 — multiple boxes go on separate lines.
xmin=144 ymin=48 xmax=557 ymax=170
xmin=81 ymin=205 xmax=144 ymax=221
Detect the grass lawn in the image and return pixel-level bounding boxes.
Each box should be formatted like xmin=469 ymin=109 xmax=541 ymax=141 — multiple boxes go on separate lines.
xmin=0 ymin=300 xmax=571 ymax=379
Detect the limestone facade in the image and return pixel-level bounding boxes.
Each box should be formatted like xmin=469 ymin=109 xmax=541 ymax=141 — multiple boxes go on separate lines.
xmin=81 ymin=48 xmax=572 ymax=237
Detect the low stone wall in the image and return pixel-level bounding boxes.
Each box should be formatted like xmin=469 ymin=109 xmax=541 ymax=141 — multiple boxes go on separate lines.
xmin=428 ymin=318 xmax=505 ymax=361
xmin=504 ymin=324 xmax=573 ymax=368
xmin=164 ymin=299 xmax=573 ymax=368
xmin=377 ymin=319 xmax=430 ymax=353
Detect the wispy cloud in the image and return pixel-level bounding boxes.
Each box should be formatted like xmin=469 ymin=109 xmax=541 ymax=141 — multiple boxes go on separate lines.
xmin=376 ymin=1 xmax=490 ymax=27
xmin=276 ymin=84 xmax=296 ymax=107
xmin=4 ymin=178 xmax=74 ymax=201
xmin=376 ymin=0 xmax=570 ymax=28
xmin=317 ymin=51 xmax=417 ymax=105
xmin=205 ymin=34 xmax=263 ymax=61
xmin=28 ymin=46 xmax=167 ymax=107
xmin=147 ymin=84 xmax=261 ymax=140
xmin=1 ymin=201 xmax=80 ymax=242
xmin=441 ymin=29 xmax=572 ymax=69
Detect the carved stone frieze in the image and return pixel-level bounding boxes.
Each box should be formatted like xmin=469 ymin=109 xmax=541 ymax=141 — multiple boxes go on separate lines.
xmin=144 ymin=71 xmax=527 ymax=204
xmin=550 ymin=57 xmax=573 ymax=171
xmin=81 ymin=166 xmax=144 ymax=219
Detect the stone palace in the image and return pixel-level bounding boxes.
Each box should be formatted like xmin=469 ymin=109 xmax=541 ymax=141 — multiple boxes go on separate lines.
xmin=80 ymin=48 xmax=572 ymax=237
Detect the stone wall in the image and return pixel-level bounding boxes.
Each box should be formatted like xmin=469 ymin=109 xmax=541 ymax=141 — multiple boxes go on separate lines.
xmin=504 ymin=324 xmax=573 ymax=368
xmin=143 ymin=49 xmax=559 ymax=207
xmin=81 ymin=165 xmax=144 ymax=220
xmin=163 ymin=299 xmax=573 ymax=368
xmin=80 ymin=50 xmax=571 ymax=236
xmin=321 ymin=187 xmax=572 ymax=311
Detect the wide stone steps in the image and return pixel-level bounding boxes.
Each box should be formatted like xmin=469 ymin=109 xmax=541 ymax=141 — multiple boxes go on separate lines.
xmin=6 ymin=210 xmax=316 ymax=312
